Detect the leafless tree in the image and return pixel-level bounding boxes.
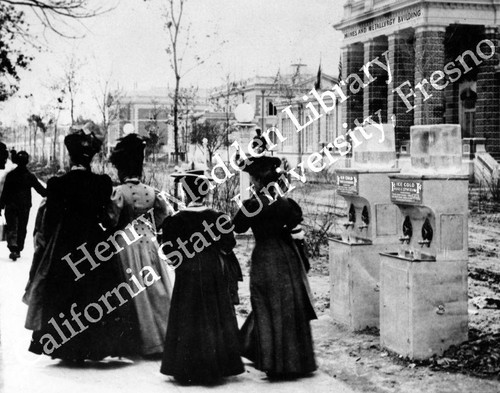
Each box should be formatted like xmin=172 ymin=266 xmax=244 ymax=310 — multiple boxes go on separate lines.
xmin=0 ymin=1 xmax=112 ymax=100
xmin=161 ymin=0 xmax=224 ymax=164
xmin=177 ymin=85 xmax=198 ymax=157
xmin=60 ymin=54 xmax=82 ymax=125
xmin=1 ymin=0 xmax=113 ymax=38
xmin=44 ymin=79 xmax=65 ymax=164
xmin=94 ymin=73 xmax=124 ymax=155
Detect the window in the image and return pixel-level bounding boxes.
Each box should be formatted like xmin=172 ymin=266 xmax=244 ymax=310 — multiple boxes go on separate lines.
xmin=281 ymin=117 xmax=296 ymax=151
xmin=268 ymin=101 xmax=277 ymax=116
xmin=325 ymin=112 xmax=336 ymax=143
xmin=463 ymin=111 xmax=475 ymax=138
xmin=304 ymin=123 xmax=313 ymax=153
xmin=459 ymin=84 xmax=477 ymax=138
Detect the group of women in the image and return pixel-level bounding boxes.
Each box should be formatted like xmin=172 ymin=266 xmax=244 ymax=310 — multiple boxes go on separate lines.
xmin=22 ymin=127 xmax=317 ymax=385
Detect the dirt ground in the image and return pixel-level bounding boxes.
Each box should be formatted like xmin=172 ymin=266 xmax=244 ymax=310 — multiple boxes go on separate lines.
xmin=232 ymin=183 xmax=500 ymax=393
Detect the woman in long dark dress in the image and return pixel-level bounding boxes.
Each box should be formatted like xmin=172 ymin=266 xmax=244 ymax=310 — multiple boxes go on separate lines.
xmin=108 ymin=133 xmax=174 ymax=356
xmin=24 ymin=129 xmax=130 ymax=361
xmin=233 ymin=156 xmax=317 ymax=378
xmin=160 ymin=170 xmax=244 ymax=384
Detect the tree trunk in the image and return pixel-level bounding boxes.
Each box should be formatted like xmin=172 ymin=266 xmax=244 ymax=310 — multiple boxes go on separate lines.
xmin=53 ymin=124 xmax=58 ymax=165
xmin=70 ymin=95 xmax=75 ymax=125
xmin=33 ymin=128 xmax=37 ymax=160
xmin=173 ymin=75 xmax=180 ymax=164
xmin=42 ymin=132 xmax=46 ymax=163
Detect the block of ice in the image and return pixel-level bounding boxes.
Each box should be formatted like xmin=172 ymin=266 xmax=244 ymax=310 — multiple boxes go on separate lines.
xmin=410 ymin=125 xmax=463 ymax=174
xmin=353 ymin=123 xmax=396 ymax=168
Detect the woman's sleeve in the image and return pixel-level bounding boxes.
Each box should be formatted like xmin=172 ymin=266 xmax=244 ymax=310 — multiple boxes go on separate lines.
xmin=105 ymin=186 xmax=124 ymax=228
xmin=153 ymin=190 xmax=169 ymax=230
xmin=216 ymin=212 xmax=236 ymax=254
xmin=283 ymin=197 xmax=303 ymax=230
xmin=42 ymin=178 xmax=62 ymax=238
xmin=232 ymin=199 xmax=256 ymax=233
xmin=159 ymin=214 xmax=183 ymax=268
xmin=161 ymin=213 xmax=178 ymax=244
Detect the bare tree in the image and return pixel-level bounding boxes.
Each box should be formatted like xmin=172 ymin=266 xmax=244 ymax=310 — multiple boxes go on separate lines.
xmin=45 ymin=80 xmax=65 ymax=164
xmin=161 ymin=0 xmax=224 ymax=164
xmin=94 ymin=73 xmax=124 ymax=155
xmin=0 ymin=1 xmax=111 ymax=100
xmin=1 ymin=0 xmax=113 ymax=37
xmin=177 ymin=85 xmax=198 ymax=157
xmin=163 ymin=0 xmax=187 ymax=164
xmin=61 ymin=54 xmax=82 ymax=125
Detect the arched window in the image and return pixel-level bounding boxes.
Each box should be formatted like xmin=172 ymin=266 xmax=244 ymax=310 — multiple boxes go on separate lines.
xmin=459 ymin=85 xmax=477 ymax=138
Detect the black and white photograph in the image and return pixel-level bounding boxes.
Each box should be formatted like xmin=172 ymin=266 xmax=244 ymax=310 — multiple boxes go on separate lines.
xmin=0 ymin=0 xmax=499 ymax=392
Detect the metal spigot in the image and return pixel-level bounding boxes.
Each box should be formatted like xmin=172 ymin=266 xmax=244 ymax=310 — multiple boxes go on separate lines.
xmin=399 ymin=235 xmax=410 ymax=244
xmin=418 ymin=239 xmax=431 ymax=247
xmin=343 ymin=221 xmax=354 ymax=229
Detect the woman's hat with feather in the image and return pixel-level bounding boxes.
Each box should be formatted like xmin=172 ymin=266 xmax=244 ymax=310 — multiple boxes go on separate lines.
xmin=64 ymin=122 xmax=103 ymax=166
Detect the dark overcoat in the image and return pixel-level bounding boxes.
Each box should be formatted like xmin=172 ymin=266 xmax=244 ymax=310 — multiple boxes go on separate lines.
xmin=160 ymin=206 xmax=244 ymax=383
xmin=25 ymin=169 xmax=132 ymax=360
xmin=233 ymin=194 xmax=317 ymax=375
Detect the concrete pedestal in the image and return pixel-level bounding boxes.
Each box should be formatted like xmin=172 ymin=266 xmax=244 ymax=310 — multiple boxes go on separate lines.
xmin=380 ymin=255 xmax=468 ymax=359
xmin=329 ymin=240 xmax=395 ymax=330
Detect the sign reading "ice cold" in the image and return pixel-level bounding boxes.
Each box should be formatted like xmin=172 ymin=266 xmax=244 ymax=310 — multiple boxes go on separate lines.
xmin=337 ymin=173 xmax=359 ymax=195
xmin=390 ymin=180 xmax=423 ymax=204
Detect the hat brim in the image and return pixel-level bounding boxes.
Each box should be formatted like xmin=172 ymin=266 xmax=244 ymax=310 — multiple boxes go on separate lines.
xmin=241 ymin=156 xmax=282 ymax=175
xmin=171 ymin=173 xmax=214 ymax=181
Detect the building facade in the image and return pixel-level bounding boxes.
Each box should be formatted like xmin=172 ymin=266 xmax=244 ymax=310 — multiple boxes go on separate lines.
xmin=335 ymin=0 xmax=500 ymax=162
xmin=209 ymin=71 xmax=339 ymax=166
xmin=275 ymin=74 xmax=342 ymax=167
xmin=109 ymin=87 xmax=209 ymax=161
xmin=208 ymin=76 xmax=283 ymax=133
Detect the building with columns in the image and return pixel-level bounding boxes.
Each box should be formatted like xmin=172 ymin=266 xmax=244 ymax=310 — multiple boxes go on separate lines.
xmin=334 ymin=0 xmax=500 ymax=162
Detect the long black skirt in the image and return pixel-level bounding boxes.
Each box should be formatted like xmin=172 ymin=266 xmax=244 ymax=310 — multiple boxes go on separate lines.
xmin=241 ymin=237 xmax=317 ymax=375
xmin=160 ymin=250 xmax=244 ymax=383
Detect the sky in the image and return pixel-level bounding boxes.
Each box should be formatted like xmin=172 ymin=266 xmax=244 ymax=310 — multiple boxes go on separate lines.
xmin=0 ymin=0 xmax=345 ymax=124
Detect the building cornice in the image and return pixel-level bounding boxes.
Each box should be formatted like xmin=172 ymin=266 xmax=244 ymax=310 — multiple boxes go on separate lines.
xmin=334 ymin=0 xmax=500 ymax=31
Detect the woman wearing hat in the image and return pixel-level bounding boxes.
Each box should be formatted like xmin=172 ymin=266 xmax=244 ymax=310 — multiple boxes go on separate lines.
xmin=25 ymin=129 xmax=130 ymax=361
xmin=233 ymin=156 xmax=317 ymax=379
xmin=159 ymin=170 xmax=244 ymax=384
xmin=108 ymin=133 xmax=174 ymax=356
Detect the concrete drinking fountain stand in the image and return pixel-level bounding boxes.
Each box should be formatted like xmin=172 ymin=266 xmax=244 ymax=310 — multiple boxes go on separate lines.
xmin=380 ymin=124 xmax=469 ymax=360
xmin=329 ymin=124 xmax=401 ymax=330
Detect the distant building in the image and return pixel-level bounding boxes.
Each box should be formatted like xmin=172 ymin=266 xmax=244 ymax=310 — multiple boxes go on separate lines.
xmin=274 ymin=72 xmax=341 ymax=167
xmin=109 ymin=87 xmax=208 ymax=161
xmin=207 ymin=70 xmax=340 ymax=165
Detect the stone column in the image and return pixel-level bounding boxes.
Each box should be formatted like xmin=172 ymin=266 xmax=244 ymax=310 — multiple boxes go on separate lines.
xmin=413 ymin=26 xmax=446 ymax=126
xmin=341 ymin=43 xmax=364 ymax=128
xmin=476 ymin=26 xmax=500 ymax=160
xmin=363 ymin=38 xmax=388 ymax=121
xmin=387 ymin=30 xmax=415 ymax=152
